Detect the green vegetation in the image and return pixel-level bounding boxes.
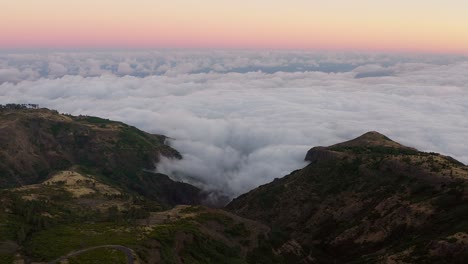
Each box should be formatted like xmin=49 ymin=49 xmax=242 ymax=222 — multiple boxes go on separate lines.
xmin=257 ymin=184 xmax=285 ymax=207
xmin=268 ymin=227 xmax=289 ymax=248
xmin=225 ymin=223 xmax=250 ymax=238
xmin=117 ymin=126 xmax=156 ymax=150
xmin=77 ymin=116 xmax=115 ymax=125
xmin=180 ymin=206 xmax=203 ymax=214
xmin=26 ymin=223 xmax=139 ymax=261
xmin=0 ymin=214 xmax=21 ymax=242
xmin=50 ymin=122 xmax=72 ymax=137
xmin=0 ymin=103 xmax=39 ymax=110
xmin=329 ymin=145 xmax=419 ymax=156
xmin=148 ymin=219 xmax=245 ymax=264
xmin=150 ymin=220 xmax=199 ymax=244
xmin=68 ymin=248 xmax=127 ymax=264
xmin=180 ymin=234 xmax=245 ymax=264
xmin=246 ymin=234 xmax=286 ymax=264
xmin=148 ymin=220 xmax=198 ymax=263
xmin=0 ymin=254 xmax=14 ymax=264
xmin=196 ymin=212 xmax=234 ymax=226
xmin=0 ymin=187 xmax=163 ymax=263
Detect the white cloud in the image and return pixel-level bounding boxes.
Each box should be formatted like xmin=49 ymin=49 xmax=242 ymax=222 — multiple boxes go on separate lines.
xmin=2 ymin=50 xmax=464 ymax=84
xmin=0 ymin=68 xmax=21 ymax=83
xmin=0 ymin=51 xmax=467 ymax=200
xmin=48 ymin=62 xmax=68 ymax=77
xmin=117 ymin=62 xmax=134 ymax=75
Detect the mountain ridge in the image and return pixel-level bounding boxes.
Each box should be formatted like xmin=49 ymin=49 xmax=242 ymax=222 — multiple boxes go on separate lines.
xmin=228 ymin=132 xmax=468 ymax=263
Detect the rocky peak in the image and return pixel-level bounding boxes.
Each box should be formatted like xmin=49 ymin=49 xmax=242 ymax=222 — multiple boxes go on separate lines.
xmin=331 ymin=131 xmax=410 ymax=149
xmin=305 ymin=131 xmax=413 ymax=163
xmin=228 ymin=131 xmax=468 ymax=263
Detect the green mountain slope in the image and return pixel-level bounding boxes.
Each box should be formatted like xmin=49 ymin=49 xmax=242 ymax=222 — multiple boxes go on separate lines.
xmin=0 ymin=107 xmax=202 ymax=205
xmin=227 ymin=132 xmax=468 ymax=263
xmin=0 ymin=188 xmax=275 ymax=264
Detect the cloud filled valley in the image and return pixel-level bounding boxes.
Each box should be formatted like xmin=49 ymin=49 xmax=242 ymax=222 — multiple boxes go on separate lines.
xmin=1 ymin=50 xmax=468 ymax=198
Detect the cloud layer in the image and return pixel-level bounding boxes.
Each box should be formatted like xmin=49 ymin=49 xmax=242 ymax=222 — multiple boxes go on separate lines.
xmin=1 ymin=50 xmax=467 ymax=198
xmin=1 ymin=50 xmax=465 ymax=84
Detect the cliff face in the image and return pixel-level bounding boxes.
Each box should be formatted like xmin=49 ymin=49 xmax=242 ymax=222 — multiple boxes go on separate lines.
xmin=0 ymin=108 xmax=203 ymax=206
xmin=228 ymin=132 xmax=468 ymax=263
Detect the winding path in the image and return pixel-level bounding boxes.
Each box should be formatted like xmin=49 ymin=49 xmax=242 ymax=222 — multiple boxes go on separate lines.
xmin=48 ymin=245 xmax=134 ymax=264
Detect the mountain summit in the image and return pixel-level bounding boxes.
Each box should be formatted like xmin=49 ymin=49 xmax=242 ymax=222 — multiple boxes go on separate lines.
xmin=331 ymin=131 xmax=411 ymax=149
xmin=228 ymin=131 xmax=467 ymax=263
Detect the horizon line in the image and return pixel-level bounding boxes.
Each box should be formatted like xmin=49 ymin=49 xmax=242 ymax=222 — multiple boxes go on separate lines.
xmin=1 ymin=46 xmax=467 ymax=57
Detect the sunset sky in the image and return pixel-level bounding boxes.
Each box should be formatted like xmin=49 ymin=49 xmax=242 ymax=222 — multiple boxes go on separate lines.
xmin=1 ymin=0 xmax=468 ymax=54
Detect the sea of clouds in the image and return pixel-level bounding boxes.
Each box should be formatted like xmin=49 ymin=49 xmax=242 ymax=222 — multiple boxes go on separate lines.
xmin=1 ymin=50 xmax=467 ymax=199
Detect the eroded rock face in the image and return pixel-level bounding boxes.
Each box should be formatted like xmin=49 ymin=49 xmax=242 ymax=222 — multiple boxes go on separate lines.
xmin=228 ymin=132 xmax=468 ymax=263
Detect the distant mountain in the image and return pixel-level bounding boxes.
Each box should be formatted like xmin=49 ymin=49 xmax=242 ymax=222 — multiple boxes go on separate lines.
xmin=228 ymin=131 xmax=468 ymax=263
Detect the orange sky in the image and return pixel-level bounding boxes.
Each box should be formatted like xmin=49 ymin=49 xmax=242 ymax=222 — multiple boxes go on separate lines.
xmin=1 ymin=1 xmax=468 ymax=54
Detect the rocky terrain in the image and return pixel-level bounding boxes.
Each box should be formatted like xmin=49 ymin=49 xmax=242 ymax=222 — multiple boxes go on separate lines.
xmin=228 ymin=131 xmax=468 ymax=263
xmin=1 ymin=107 xmax=466 ymax=263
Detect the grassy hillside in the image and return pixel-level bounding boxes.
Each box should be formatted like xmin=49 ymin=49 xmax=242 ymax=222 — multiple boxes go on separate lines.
xmin=0 ymin=107 xmax=203 ymax=205
xmin=0 ymin=188 xmax=276 ymax=264
xmin=0 ymin=108 xmax=176 ymax=185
